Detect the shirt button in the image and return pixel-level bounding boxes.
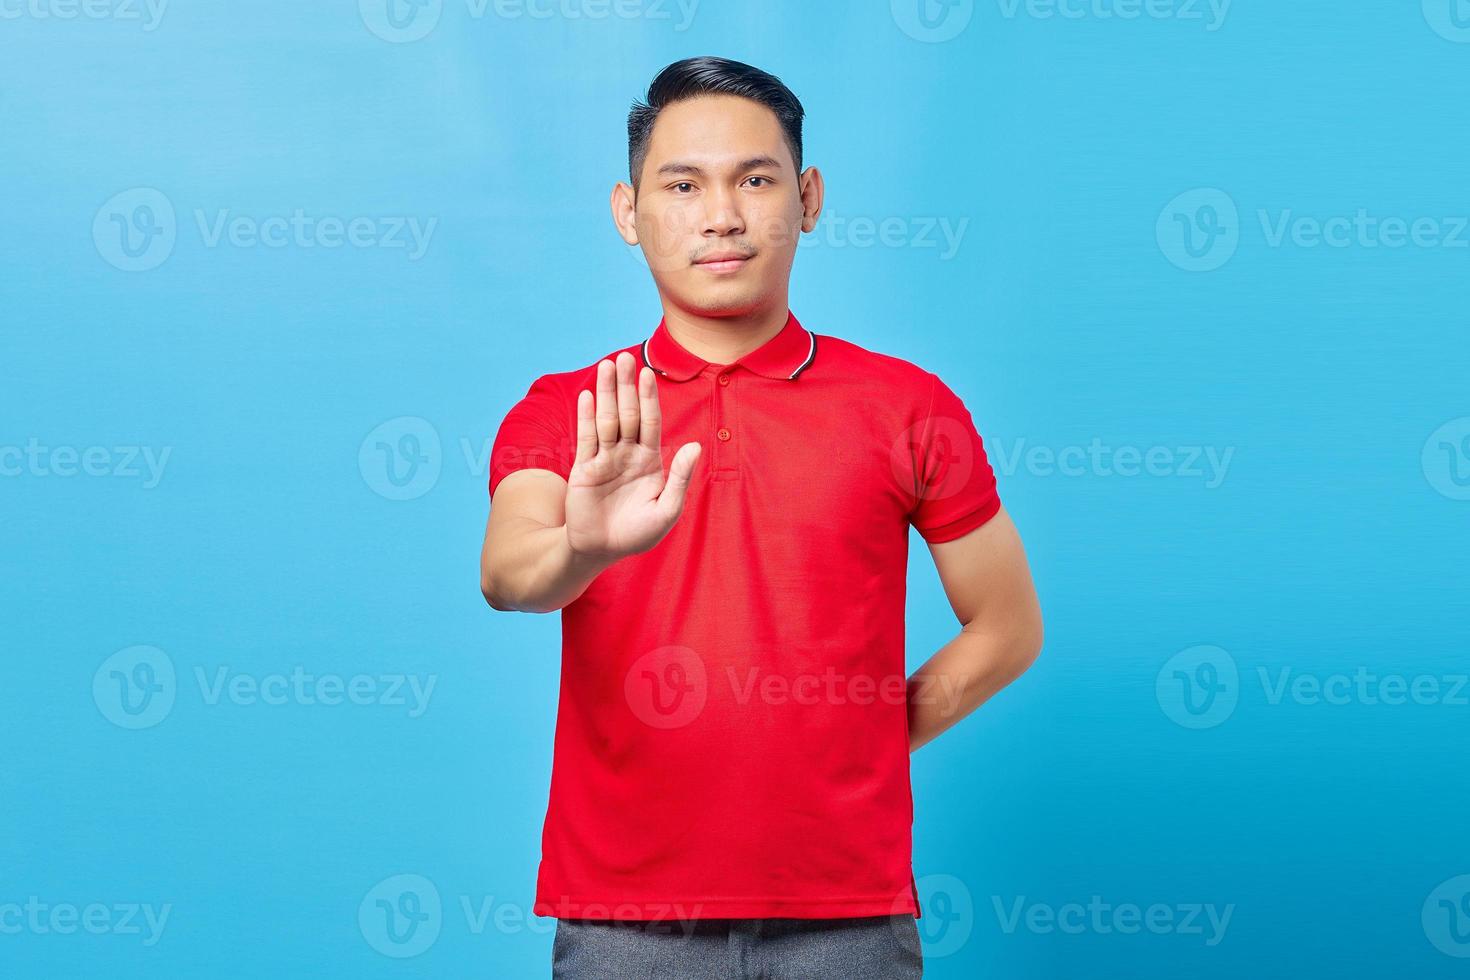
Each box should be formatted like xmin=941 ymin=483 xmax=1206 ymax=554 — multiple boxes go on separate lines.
xmin=716 ymin=427 xmax=731 ymax=441
xmin=717 ymin=373 xmax=731 ymax=386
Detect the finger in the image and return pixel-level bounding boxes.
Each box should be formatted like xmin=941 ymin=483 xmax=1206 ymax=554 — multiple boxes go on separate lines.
xmin=575 ymin=387 xmax=596 ymax=465
xmin=655 ymin=441 xmax=702 ymax=525
xmin=638 ymin=365 xmax=662 ymax=452
xmin=616 ymin=351 xmax=639 ymax=443
xmin=595 ymin=358 xmax=618 ymax=450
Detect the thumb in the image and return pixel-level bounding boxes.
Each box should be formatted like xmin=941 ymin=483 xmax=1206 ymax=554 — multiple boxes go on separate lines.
xmin=655 ymin=441 xmax=702 ymax=525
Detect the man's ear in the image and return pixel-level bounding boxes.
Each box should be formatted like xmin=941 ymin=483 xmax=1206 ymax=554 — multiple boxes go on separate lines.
xmin=798 ymin=166 xmax=824 ymax=234
xmin=611 ymin=181 xmax=639 ymax=246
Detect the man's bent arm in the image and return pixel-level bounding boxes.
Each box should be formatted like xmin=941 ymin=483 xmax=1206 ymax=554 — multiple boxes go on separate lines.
xmin=480 ymin=468 xmax=615 ymax=614
xmin=907 ymin=506 xmax=1044 ymax=752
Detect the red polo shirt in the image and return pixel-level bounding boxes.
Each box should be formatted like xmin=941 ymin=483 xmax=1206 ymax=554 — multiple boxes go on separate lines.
xmin=488 ymin=310 xmax=1001 ymax=921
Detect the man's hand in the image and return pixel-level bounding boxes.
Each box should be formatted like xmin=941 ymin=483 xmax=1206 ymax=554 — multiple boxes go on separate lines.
xmin=480 ymin=351 xmax=701 ymax=614
xmin=565 ymin=351 xmax=702 ymax=561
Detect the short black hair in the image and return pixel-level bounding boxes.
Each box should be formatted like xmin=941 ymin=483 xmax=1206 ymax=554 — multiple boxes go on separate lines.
xmin=627 ymin=56 xmax=805 ymax=194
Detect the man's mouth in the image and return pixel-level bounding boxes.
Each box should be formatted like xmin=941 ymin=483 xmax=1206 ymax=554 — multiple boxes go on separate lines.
xmin=693 ymin=251 xmax=753 ymax=274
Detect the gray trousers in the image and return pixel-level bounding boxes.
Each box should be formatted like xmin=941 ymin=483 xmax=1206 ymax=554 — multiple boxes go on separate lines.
xmin=551 ymin=914 xmax=923 ymax=979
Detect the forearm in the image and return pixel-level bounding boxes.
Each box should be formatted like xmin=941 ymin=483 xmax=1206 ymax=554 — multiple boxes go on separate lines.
xmin=906 ymin=620 xmax=1042 ymax=752
xmin=482 ymin=520 xmax=617 ymax=614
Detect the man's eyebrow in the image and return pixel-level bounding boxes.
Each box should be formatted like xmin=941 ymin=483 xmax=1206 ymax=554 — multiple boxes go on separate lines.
xmin=654 ymin=155 xmax=786 ymax=178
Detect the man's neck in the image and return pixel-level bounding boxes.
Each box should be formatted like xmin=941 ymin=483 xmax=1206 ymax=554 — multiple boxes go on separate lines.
xmin=660 ymin=303 xmax=790 ymax=366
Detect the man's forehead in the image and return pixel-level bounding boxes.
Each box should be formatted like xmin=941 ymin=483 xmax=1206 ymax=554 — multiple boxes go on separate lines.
xmin=645 ymin=95 xmax=792 ymax=171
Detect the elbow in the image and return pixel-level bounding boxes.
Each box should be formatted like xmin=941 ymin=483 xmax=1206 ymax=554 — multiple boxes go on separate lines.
xmin=1013 ymin=580 xmax=1046 ymax=671
xmin=480 ymin=567 xmax=513 ymax=612
xmin=1013 ymin=611 xmax=1045 ymax=676
xmin=480 ymin=566 xmax=558 ymax=614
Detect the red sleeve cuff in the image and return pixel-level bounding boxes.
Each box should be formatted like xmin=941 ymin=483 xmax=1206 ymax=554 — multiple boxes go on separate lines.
xmin=914 ymin=494 xmax=1002 ymax=544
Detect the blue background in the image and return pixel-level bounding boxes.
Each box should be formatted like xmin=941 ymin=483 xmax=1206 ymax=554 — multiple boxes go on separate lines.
xmin=3 ymin=1 xmax=1466 ymax=976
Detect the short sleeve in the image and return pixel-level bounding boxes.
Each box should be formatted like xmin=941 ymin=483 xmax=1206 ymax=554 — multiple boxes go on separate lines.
xmin=487 ymin=375 xmax=575 ymax=498
xmin=906 ymin=373 xmax=1002 ymax=543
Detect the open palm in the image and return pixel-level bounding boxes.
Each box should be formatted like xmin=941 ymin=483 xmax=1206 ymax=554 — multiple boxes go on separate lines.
xmin=564 ymin=351 xmax=702 ymax=561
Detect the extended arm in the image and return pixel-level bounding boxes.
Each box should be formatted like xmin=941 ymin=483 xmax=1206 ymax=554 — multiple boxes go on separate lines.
xmin=480 ymin=352 xmax=702 ymax=613
xmin=479 ymin=469 xmax=615 ymax=613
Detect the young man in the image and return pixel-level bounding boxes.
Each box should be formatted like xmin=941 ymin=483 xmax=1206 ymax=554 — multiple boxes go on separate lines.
xmin=480 ymin=56 xmax=1043 ymax=979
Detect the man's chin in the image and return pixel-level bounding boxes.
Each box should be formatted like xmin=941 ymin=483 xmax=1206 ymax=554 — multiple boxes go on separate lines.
xmin=649 ymin=270 xmax=773 ymax=318
xmin=679 ymin=286 xmax=770 ymax=319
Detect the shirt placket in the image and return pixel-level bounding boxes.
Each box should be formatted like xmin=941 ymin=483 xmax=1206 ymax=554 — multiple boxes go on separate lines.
xmin=710 ymin=365 xmax=740 ymax=482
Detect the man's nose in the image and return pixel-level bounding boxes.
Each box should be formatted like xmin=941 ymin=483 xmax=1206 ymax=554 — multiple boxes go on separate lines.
xmin=702 ymin=186 xmax=745 ymax=236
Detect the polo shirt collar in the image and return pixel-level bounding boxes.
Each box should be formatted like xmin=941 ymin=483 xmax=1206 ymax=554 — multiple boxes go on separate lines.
xmin=641 ymin=310 xmax=818 ymax=382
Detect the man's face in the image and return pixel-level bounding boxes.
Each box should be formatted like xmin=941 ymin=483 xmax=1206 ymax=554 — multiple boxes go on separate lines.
xmin=616 ymin=94 xmax=820 ymax=318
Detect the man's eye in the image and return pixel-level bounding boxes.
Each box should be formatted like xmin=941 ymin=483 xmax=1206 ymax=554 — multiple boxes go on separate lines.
xmin=673 ymin=182 xmax=694 ymax=193
xmin=747 ymin=177 xmax=770 ymax=188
